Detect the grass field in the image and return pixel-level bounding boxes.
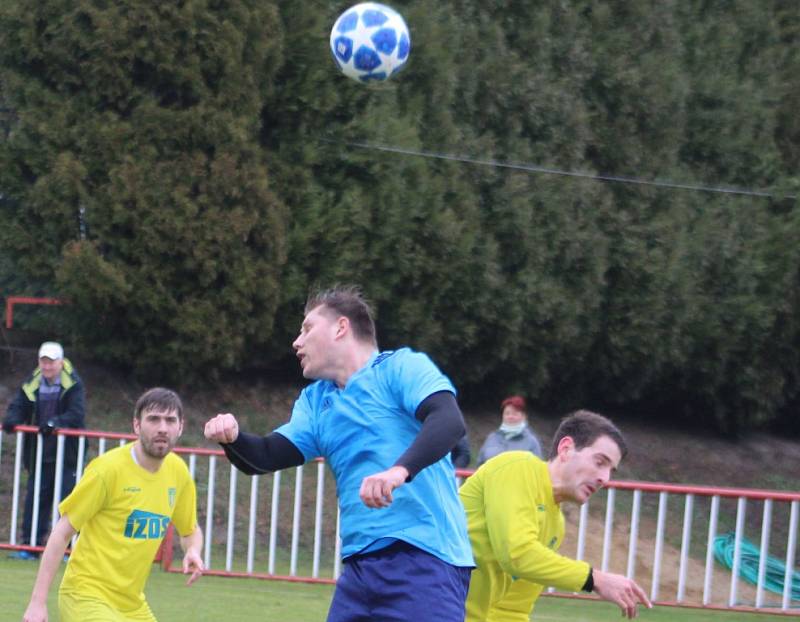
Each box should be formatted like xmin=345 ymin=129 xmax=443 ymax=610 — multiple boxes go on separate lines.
xmin=1 ymin=557 xmax=793 ymax=621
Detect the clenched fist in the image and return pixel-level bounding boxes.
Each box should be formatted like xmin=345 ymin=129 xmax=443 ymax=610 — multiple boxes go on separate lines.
xmin=204 ymin=413 xmax=240 ymax=444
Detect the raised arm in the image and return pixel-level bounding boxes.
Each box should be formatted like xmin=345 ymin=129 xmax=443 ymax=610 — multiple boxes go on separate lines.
xmin=204 ymin=413 xmax=304 ymax=475
xmin=23 ymin=515 xmax=77 ymax=622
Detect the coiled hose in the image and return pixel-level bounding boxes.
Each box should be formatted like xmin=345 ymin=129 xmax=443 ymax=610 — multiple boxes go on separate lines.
xmin=714 ymin=532 xmax=800 ymax=602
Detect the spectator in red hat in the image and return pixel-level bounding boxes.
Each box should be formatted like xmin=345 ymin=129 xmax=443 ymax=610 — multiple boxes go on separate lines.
xmin=476 ymin=395 xmax=542 ymax=467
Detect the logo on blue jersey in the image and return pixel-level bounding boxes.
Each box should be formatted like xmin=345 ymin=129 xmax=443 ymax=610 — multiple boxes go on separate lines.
xmin=372 ymin=351 xmax=396 ymax=367
xmin=124 ymin=510 xmax=170 ymax=540
xmin=168 ymin=487 xmax=176 ymax=508
xmin=322 ymin=397 xmax=333 ymax=411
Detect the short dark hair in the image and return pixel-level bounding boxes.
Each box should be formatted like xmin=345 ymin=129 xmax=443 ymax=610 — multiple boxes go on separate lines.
xmin=501 ymin=395 xmax=526 ymax=413
xmin=134 ymin=388 xmax=184 ymax=421
xmin=305 ymin=285 xmax=377 ymax=345
xmin=549 ymin=410 xmax=627 ymax=460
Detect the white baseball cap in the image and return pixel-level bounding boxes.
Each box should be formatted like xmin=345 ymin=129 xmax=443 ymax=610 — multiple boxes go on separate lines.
xmin=38 ymin=341 xmax=64 ymax=360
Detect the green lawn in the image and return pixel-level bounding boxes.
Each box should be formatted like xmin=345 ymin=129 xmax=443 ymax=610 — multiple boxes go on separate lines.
xmin=0 ymin=557 xmax=792 ymax=621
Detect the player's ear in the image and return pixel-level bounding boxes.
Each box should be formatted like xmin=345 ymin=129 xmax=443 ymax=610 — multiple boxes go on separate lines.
xmin=557 ymin=436 xmax=575 ymax=461
xmin=334 ymin=316 xmax=349 ymax=339
xmin=132 ymin=416 xmax=141 ymax=435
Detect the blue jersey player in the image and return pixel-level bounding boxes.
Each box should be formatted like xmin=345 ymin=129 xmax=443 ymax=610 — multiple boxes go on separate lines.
xmin=204 ymin=285 xmax=473 ymax=622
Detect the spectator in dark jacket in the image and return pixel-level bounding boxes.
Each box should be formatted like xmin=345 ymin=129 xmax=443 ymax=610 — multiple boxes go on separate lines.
xmin=450 ymin=433 xmax=471 ymax=469
xmin=476 ymin=395 xmax=542 ymax=467
xmin=3 ymin=341 xmax=86 ymax=559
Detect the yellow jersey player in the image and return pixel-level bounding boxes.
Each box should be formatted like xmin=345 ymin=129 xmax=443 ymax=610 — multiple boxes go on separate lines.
xmin=23 ymin=388 xmax=203 ymax=622
xmin=461 ymin=410 xmax=652 ymax=621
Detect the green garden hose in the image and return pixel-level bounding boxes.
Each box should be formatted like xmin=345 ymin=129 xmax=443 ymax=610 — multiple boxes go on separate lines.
xmin=714 ymin=532 xmax=800 ymax=602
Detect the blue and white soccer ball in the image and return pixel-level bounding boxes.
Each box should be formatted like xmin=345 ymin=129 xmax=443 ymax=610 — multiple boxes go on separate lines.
xmin=329 ymin=3 xmax=411 ymax=83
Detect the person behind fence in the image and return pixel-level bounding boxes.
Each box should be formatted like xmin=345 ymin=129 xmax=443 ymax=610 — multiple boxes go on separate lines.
xmin=461 ymin=410 xmax=652 ymax=621
xmin=476 ymin=395 xmax=542 ymax=467
xmin=451 ymin=432 xmax=471 ymax=469
xmin=2 ymin=341 xmax=86 ymax=560
xmin=204 ymin=285 xmax=474 ymax=622
xmin=21 ymin=387 xmax=204 ymax=622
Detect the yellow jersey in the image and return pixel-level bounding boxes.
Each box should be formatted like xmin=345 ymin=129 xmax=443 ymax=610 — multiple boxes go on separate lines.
xmin=59 ymin=443 xmax=197 ymax=612
xmin=460 ymin=451 xmax=590 ymax=622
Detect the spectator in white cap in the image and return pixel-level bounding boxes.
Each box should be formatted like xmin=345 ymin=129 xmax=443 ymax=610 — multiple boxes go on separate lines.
xmin=3 ymin=341 xmax=86 ymax=560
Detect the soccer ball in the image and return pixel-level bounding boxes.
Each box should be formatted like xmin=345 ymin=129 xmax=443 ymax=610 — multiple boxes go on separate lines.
xmin=329 ymin=3 xmax=411 ymax=83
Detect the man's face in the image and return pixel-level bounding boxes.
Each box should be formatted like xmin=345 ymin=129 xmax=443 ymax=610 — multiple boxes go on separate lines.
xmin=559 ymin=434 xmax=621 ymax=505
xmin=292 ymin=305 xmax=340 ymax=380
xmin=133 ymin=407 xmax=183 ymax=460
xmin=39 ymin=357 xmax=64 ymax=383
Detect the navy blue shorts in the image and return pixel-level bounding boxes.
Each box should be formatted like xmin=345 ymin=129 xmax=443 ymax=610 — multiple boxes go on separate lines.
xmin=327 ymin=540 xmax=472 ymax=622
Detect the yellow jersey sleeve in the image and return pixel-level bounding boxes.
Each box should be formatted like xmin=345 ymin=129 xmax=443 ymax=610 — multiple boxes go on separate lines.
xmin=59 ymin=465 xmax=108 ymax=532
xmin=169 ymin=456 xmax=198 ymax=537
xmin=483 ymin=455 xmax=590 ymax=592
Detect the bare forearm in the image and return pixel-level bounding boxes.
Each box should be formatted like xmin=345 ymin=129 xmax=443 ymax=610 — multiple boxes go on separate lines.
xmin=180 ymin=526 xmax=203 ymax=556
xmin=28 ymin=517 xmax=74 ymax=607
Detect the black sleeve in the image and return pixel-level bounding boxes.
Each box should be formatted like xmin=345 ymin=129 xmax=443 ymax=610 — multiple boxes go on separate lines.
xmin=222 ymin=431 xmax=305 ymax=475
xmin=450 ymin=434 xmax=471 ymax=468
xmin=4 ymin=387 xmax=31 ymax=426
xmin=393 ymin=390 xmax=466 ymax=481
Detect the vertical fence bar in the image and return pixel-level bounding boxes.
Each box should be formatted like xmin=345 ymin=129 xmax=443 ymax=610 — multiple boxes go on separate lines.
xmin=783 ymin=501 xmax=799 ymax=611
xmin=651 ymin=491 xmax=668 ymax=601
xmin=312 ymin=461 xmax=325 ymax=578
xmin=729 ymin=497 xmax=747 ymax=607
xmin=677 ymin=493 xmax=694 ymax=602
xmin=626 ymin=489 xmax=641 ymax=579
xmin=576 ymin=502 xmax=589 ymax=562
xmin=51 ymin=434 xmax=65 ymax=532
xmin=247 ymin=475 xmax=259 ymax=573
xmin=268 ymin=470 xmax=281 ymax=575
xmin=76 ymin=436 xmax=86 ymax=482
xmin=204 ymin=455 xmax=216 ymax=569
xmin=334 ymin=507 xmax=342 ymax=580
xmin=601 ymin=488 xmax=616 ymax=572
xmin=225 ymin=465 xmax=238 ymax=572
xmin=188 ymin=453 xmax=196 ymax=480
xmin=290 ymin=465 xmax=304 ymax=576
xmin=755 ymin=499 xmax=772 ymax=608
xmin=30 ymin=435 xmax=44 ymax=546
xmin=98 ymin=437 xmax=107 ymax=455
xmin=10 ymin=432 xmax=24 ymax=545
xmin=703 ymin=495 xmax=720 ymax=605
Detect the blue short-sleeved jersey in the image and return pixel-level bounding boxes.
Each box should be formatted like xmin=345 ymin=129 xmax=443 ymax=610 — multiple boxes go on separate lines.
xmin=276 ymin=347 xmax=474 ymax=568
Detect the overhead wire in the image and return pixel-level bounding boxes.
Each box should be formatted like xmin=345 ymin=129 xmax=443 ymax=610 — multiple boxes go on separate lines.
xmin=320 ymin=138 xmax=797 ymax=201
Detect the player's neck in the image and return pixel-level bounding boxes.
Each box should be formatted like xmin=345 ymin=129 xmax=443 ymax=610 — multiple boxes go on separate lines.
xmin=547 ymin=460 xmax=567 ymax=505
xmin=333 ymin=342 xmax=378 ymax=388
xmin=132 ymin=442 xmax=165 ymax=473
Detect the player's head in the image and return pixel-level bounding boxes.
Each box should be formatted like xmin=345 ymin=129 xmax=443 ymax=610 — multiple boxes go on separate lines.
xmin=500 ymin=395 xmax=527 ymax=426
xmin=38 ymin=341 xmax=64 ymax=382
xmin=304 ymin=285 xmax=377 ymax=344
xmin=548 ymin=410 xmax=627 ymax=505
xmin=294 ymin=285 xmax=377 ymax=380
xmin=133 ymin=388 xmax=184 ymax=459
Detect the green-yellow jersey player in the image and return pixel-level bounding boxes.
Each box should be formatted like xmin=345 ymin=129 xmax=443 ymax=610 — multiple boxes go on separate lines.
xmin=460 ymin=410 xmax=652 ymax=621
xmin=23 ymin=388 xmax=203 ymax=622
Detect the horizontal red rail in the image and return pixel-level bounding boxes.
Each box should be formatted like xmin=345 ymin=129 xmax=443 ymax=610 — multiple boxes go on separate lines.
xmin=5 ymin=296 xmax=64 ymax=329
xmin=5 ymin=424 xmax=798 ymax=502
